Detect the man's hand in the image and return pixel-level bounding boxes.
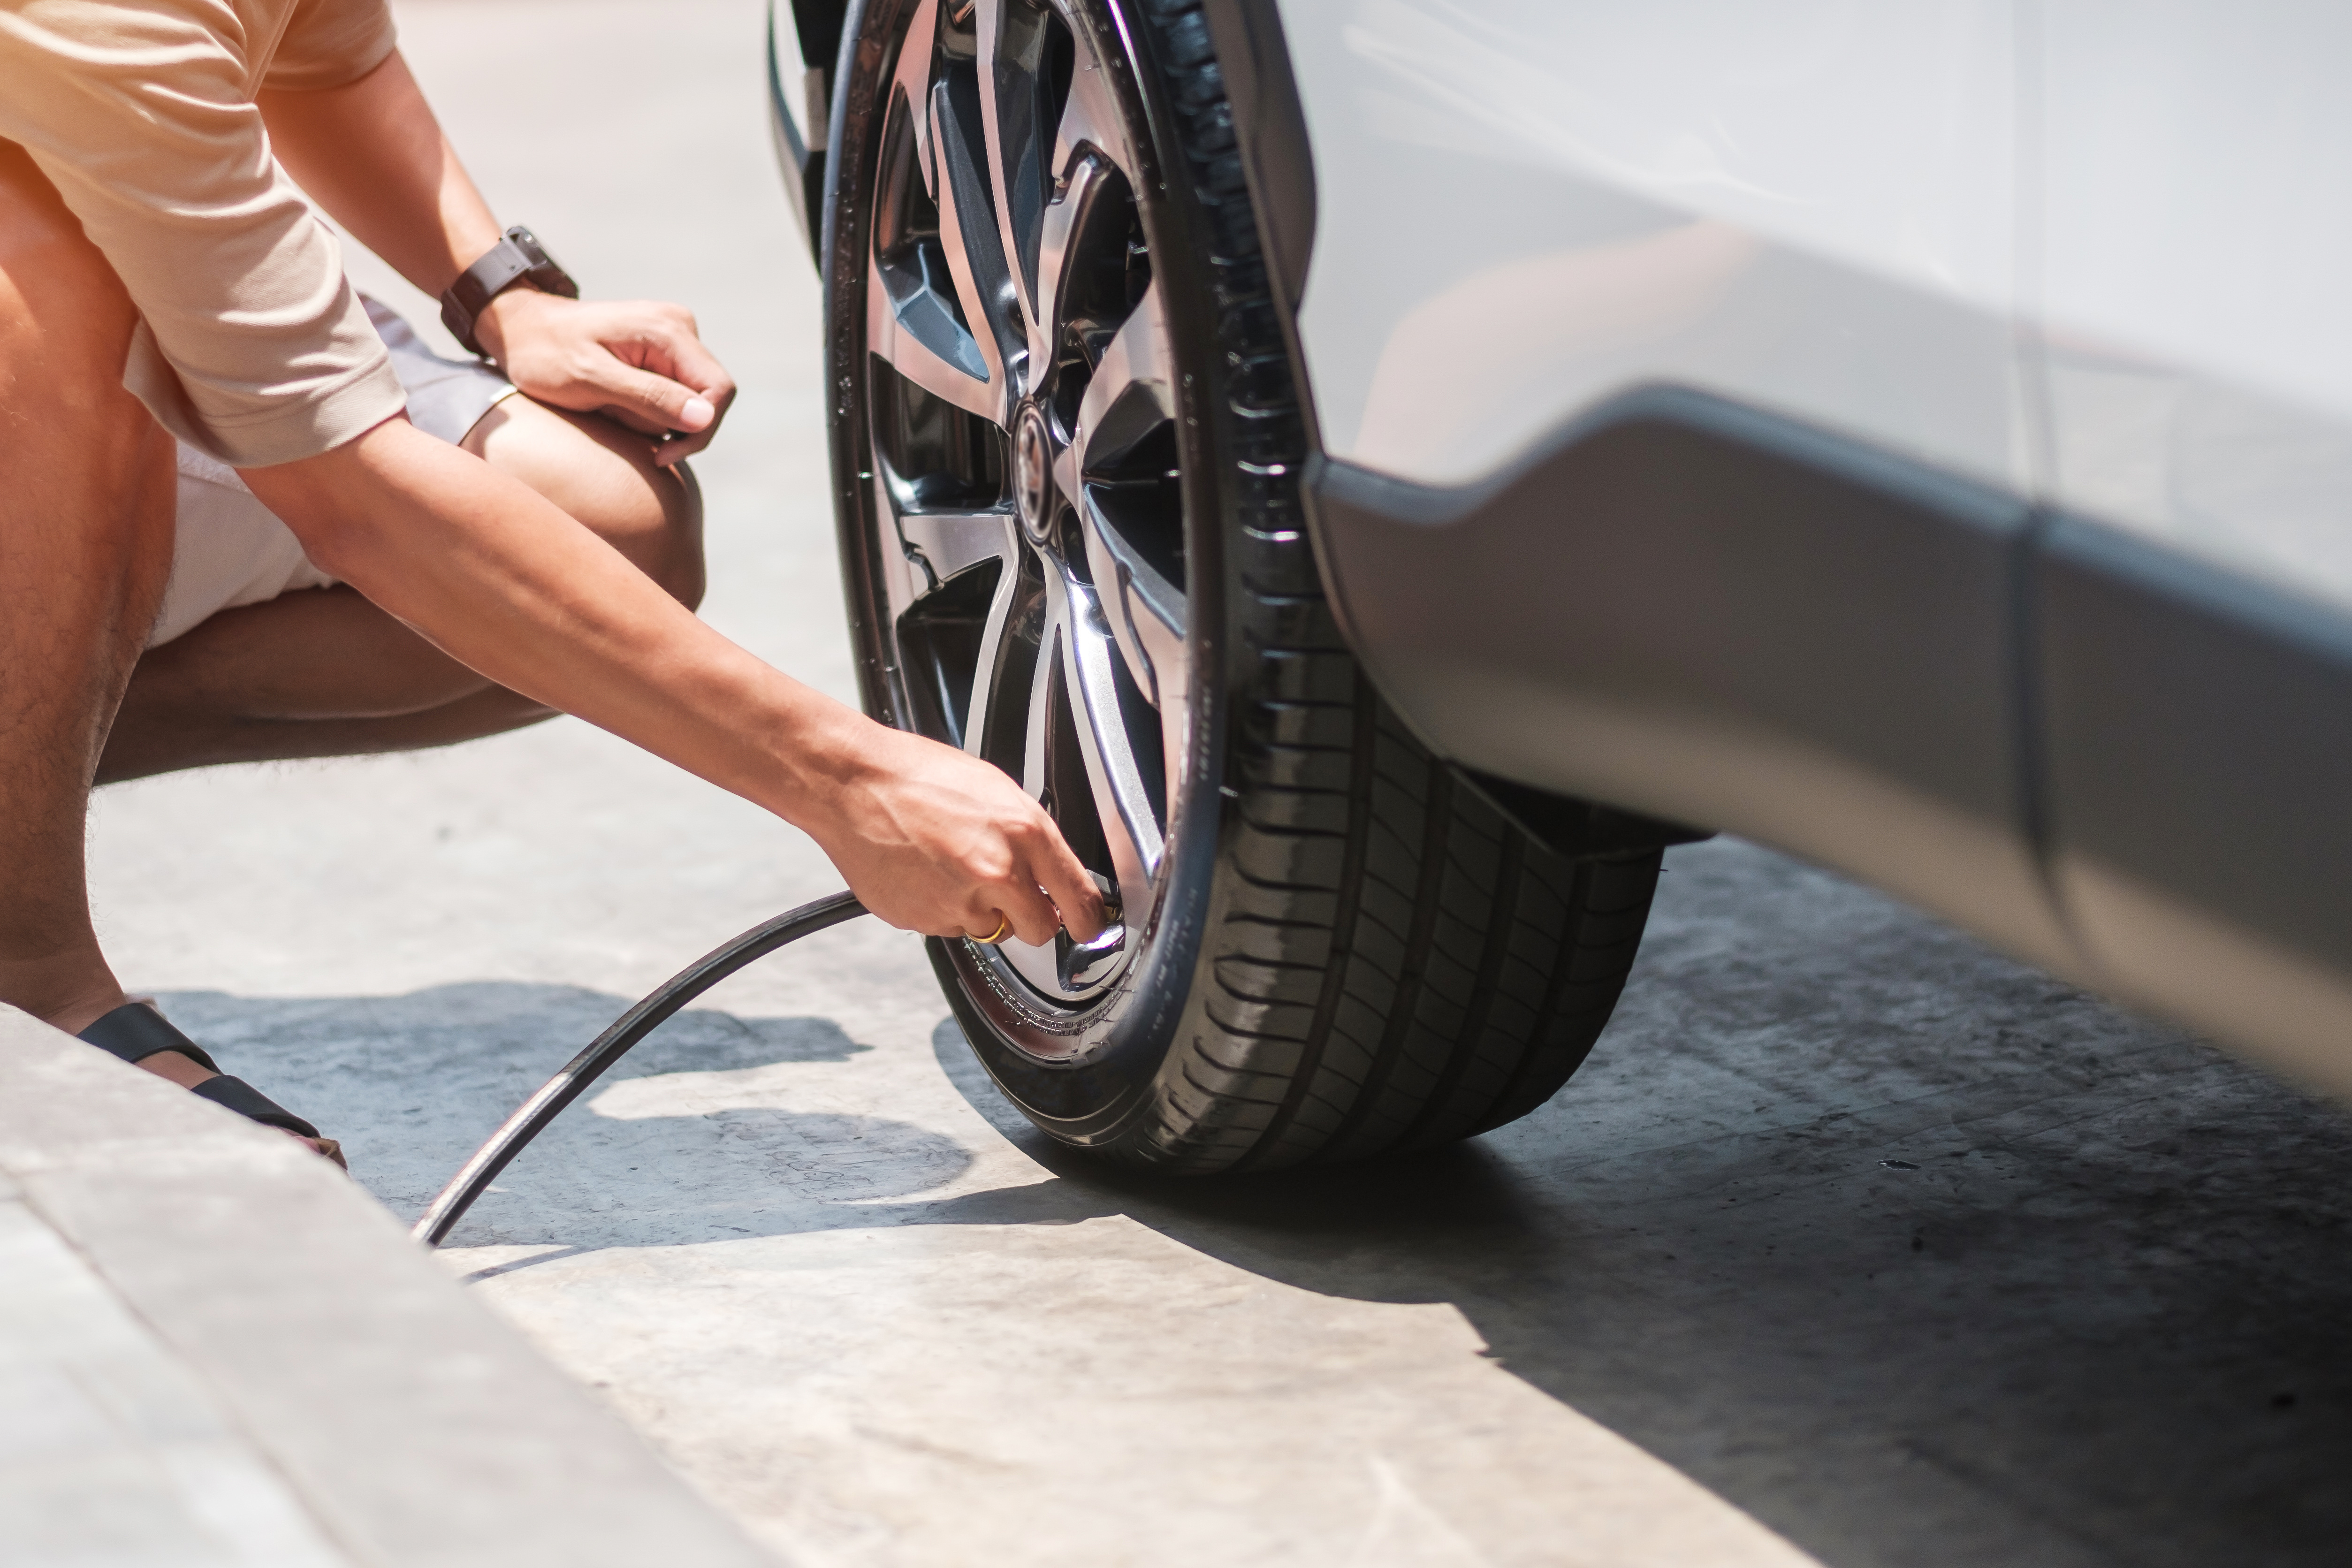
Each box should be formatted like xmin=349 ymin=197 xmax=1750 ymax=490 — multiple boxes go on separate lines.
xmin=801 ymin=725 xmax=1110 ymax=948
xmin=474 ymin=289 xmax=735 ymax=466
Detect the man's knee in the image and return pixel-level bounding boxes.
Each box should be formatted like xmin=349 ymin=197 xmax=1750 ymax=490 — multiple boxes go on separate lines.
xmin=464 ymin=397 xmax=706 ymax=610
xmin=565 ymin=439 xmax=706 ymax=611
xmin=596 ymin=448 xmax=703 ymax=609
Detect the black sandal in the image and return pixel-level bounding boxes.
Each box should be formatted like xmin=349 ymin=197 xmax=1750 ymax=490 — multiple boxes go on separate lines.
xmin=77 ymin=1002 xmax=335 ymax=1151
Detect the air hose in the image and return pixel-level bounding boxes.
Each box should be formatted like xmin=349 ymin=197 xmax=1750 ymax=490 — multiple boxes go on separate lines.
xmin=411 ymin=890 xmax=868 ymax=1248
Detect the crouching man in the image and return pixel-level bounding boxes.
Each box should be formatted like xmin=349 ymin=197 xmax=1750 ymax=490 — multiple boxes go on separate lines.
xmin=0 ymin=0 xmax=1102 ymax=1162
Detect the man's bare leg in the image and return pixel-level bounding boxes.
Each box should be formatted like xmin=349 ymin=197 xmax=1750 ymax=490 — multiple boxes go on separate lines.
xmin=97 ymin=396 xmax=704 ymax=782
xmin=0 ymin=143 xmax=178 ymax=1036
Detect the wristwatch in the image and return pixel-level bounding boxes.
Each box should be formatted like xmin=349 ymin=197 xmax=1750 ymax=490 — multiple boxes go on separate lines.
xmin=439 ymin=225 xmax=579 ymax=357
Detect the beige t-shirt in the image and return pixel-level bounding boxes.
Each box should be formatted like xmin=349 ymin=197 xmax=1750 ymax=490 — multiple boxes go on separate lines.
xmin=0 ymin=0 xmax=407 ymax=466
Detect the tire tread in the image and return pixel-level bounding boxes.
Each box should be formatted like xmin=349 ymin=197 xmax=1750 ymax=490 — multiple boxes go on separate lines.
xmin=1115 ymin=0 xmax=1662 ymax=1172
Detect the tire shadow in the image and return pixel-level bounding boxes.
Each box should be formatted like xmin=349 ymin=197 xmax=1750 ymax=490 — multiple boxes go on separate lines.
xmin=929 ymin=839 xmax=2352 ymax=1568
xmin=159 ymin=978 xmax=1126 ymax=1254
xmin=153 ymin=979 xmax=965 ymax=1248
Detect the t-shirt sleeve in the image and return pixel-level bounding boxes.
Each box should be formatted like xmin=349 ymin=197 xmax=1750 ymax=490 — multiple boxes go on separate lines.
xmin=0 ymin=0 xmax=404 ymax=467
xmin=267 ymin=0 xmax=397 ymax=91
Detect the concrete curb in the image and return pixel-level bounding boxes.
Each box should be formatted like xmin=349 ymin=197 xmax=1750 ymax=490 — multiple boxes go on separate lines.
xmin=0 ymin=1005 xmax=774 ymax=1568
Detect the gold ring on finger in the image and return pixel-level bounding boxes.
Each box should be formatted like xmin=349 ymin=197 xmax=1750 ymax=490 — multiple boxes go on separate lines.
xmin=974 ymin=912 xmax=1013 ymax=945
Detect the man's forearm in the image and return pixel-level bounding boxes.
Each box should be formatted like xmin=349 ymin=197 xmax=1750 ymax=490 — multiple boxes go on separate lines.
xmin=244 ymin=419 xmax=1105 ymax=944
xmin=239 ymin=419 xmax=867 ymax=825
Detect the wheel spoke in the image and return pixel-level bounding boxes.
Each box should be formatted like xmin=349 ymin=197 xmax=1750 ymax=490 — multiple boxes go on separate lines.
xmin=974 ymin=0 xmax=1045 ymax=331
xmin=1023 ymin=566 xmax=1164 ymax=895
xmin=867 ymin=260 xmax=999 ymax=422
xmin=959 ymin=548 xmax=1030 ymax=765
xmin=887 ymin=0 xmax=941 ymax=193
xmin=930 ymin=73 xmax=1026 ymax=414
xmin=1072 ymin=279 xmax=1174 ymax=472
xmin=1029 ymin=59 xmax=1143 ymax=390
xmin=1031 ymin=150 xmax=1114 ymax=384
xmin=1081 ymin=494 xmax=1186 ymax=702
xmin=1056 ymin=281 xmax=1184 ymax=756
xmin=896 ymin=508 xmax=1019 ymax=585
xmin=995 ymin=596 xmax=1065 ymax=997
xmin=868 ymin=0 xmax=1003 ymax=421
xmin=876 ymin=487 xmax=1027 ymax=756
xmin=870 ymin=470 xmax=928 ymax=631
xmin=1054 ymin=44 xmax=1134 ymax=186
xmin=1016 ymin=574 xmax=1059 ymax=802
xmin=1060 ymin=571 xmax=1166 ymax=895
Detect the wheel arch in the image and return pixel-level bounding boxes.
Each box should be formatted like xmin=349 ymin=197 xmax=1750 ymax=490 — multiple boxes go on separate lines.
xmin=1307 ymin=384 xmax=2086 ymax=982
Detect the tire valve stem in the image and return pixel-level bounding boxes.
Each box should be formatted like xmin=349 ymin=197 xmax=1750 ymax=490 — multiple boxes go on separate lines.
xmin=1050 ymin=871 xmax=1126 ymax=991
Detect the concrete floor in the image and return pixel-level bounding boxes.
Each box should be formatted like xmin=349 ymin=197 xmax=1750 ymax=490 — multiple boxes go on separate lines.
xmin=84 ymin=2 xmax=2352 ymax=1563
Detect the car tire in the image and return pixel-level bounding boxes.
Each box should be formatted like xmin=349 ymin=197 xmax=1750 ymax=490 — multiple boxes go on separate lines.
xmin=821 ymin=0 xmax=1663 ymax=1170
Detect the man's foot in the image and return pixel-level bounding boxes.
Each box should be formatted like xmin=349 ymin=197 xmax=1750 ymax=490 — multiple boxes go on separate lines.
xmin=77 ymin=1002 xmax=346 ymax=1168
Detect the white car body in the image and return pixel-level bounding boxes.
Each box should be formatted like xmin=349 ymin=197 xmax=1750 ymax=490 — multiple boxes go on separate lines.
xmin=774 ymin=0 xmax=2352 ymax=1096
xmin=1286 ymin=0 xmax=2352 ymax=605
xmin=1278 ymin=0 xmax=2352 ymax=1093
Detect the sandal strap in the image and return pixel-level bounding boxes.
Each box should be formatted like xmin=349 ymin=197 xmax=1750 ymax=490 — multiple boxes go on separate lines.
xmin=77 ymin=1003 xmax=221 ymax=1074
xmin=190 ymin=1075 xmax=321 ymax=1141
xmin=76 ymin=1004 xmax=325 ymax=1142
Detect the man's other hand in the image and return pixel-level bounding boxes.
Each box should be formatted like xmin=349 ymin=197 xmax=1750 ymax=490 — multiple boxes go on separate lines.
xmin=257 ymin=49 xmax=731 ymax=466
xmin=473 ymin=290 xmax=736 ymax=466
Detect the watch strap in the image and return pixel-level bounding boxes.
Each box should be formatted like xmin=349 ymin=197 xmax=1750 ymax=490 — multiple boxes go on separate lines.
xmin=440 ymin=225 xmax=579 ymax=357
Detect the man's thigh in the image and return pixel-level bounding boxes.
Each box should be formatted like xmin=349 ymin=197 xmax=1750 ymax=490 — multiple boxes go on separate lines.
xmin=0 ymin=142 xmax=137 ymax=401
xmin=0 ymin=140 xmax=175 ymax=647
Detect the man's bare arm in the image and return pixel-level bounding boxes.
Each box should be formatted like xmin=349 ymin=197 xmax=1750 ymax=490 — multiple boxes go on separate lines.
xmin=240 ymin=418 xmax=1105 ymax=946
xmin=259 ymin=53 xmax=732 ymax=464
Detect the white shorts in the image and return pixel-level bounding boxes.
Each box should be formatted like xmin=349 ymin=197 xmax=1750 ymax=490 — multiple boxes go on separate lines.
xmin=148 ymin=297 xmax=520 ymax=648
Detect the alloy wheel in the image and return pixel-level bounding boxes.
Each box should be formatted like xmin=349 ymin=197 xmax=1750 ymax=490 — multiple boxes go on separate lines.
xmin=859 ymin=0 xmax=1189 ymax=1030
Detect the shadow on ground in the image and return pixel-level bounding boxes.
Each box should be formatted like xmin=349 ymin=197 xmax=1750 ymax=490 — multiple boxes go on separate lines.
xmin=158 ymin=976 xmax=1112 ymax=1251
xmin=929 ymin=841 xmax=2352 ymax=1568
xmin=165 ymin=840 xmax=2352 ymax=1568
xmin=154 ymin=978 xmax=988 ymax=1242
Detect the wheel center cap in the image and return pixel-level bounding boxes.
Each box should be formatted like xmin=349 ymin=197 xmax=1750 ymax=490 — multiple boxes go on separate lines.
xmin=1013 ymin=403 xmax=1055 ymax=544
